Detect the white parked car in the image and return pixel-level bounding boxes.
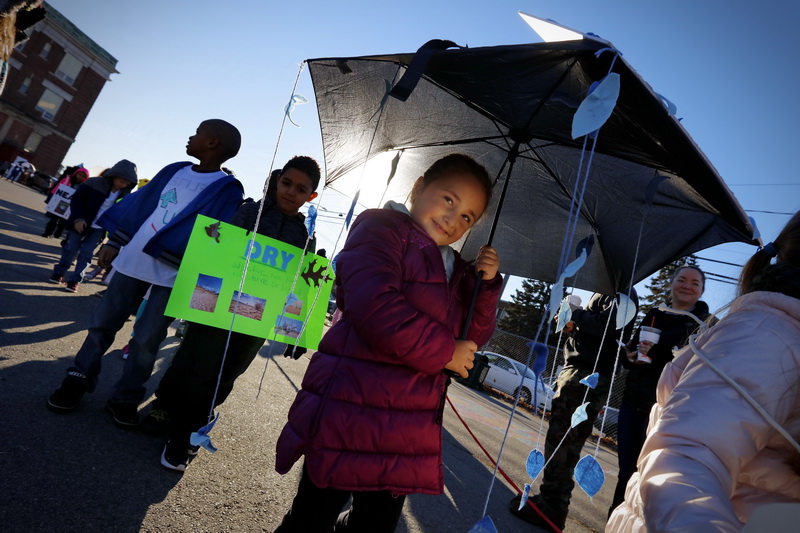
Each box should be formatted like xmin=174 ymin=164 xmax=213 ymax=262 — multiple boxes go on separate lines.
xmin=480 ymin=351 xmax=555 ymax=410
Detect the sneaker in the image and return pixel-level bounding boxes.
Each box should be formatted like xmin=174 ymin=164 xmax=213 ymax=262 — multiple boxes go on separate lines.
xmin=105 ymin=400 xmax=139 ymax=429
xmin=47 ymin=371 xmax=88 ymax=412
xmin=48 ymin=272 xmax=64 ymax=284
xmin=509 ymin=494 xmax=567 ymax=531
xmin=160 ymin=440 xmax=191 ymax=472
xmin=63 ymin=281 xmax=79 ymax=293
xmin=140 ymin=406 xmax=170 ymax=436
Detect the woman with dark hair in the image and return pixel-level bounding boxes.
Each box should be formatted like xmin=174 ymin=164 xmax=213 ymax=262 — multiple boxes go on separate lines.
xmin=608 ymin=265 xmax=713 ymax=515
xmin=608 ymin=212 xmax=800 ymax=532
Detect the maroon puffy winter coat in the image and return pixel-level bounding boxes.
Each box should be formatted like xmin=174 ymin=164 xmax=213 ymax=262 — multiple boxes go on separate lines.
xmin=275 ymin=208 xmax=501 ymax=495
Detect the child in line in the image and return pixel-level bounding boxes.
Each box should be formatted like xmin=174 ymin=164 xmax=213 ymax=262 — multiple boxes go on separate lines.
xmin=145 ymin=156 xmax=321 ymax=472
xmin=42 ymin=166 xmax=90 ymax=239
xmin=48 ymin=161 xmax=138 ymax=293
xmin=273 ymin=153 xmax=502 ymax=532
xmin=47 ymin=119 xmax=245 ymax=430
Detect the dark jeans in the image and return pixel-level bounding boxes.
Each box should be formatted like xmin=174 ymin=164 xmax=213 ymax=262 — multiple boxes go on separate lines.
xmin=539 ymin=367 xmax=609 ymax=516
xmin=274 ymin=466 xmax=406 ymax=533
xmin=70 ymin=271 xmax=174 ymax=404
xmin=54 ymin=226 xmax=105 ymax=283
xmin=155 ymin=322 xmax=266 ymax=445
xmin=610 ymin=403 xmax=649 ymax=510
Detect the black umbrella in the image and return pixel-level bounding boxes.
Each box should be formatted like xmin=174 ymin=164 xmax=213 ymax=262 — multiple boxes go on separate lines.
xmin=307 ymin=34 xmax=755 ymax=295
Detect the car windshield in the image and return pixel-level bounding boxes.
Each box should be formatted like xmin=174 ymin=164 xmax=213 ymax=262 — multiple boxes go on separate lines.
xmin=512 ymin=361 xmax=536 ymax=380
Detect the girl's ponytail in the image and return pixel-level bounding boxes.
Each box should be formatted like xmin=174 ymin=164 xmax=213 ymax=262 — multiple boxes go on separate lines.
xmin=739 ymin=211 xmax=800 ymax=297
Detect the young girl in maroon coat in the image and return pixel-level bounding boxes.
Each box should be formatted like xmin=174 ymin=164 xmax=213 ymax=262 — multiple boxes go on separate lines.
xmin=274 ymin=154 xmax=502 ymax=532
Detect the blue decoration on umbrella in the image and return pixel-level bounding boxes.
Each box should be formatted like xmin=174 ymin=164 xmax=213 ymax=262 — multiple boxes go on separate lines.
xmin=571 ymin=73 xmax=620 ymax=139
xmin=305 ymin=204 xmax=317 ymax=236
xmin=284 ymin=94 xmax=308 ymax=127
xmin=344 ymin=190 xmax=360 ymax=229
xmin=526 ymin=449 xmax=546 ymax=481
xmin=748 ymin=216 xmax=761 ymax=241
xmin=570 ymin=402 xmax=589 ymax=428
xmin=655 ymin=92 xmax=677 ymax=116
xmin=548 ymin=243 xmax=590 ymax=321
xmin=190 ymin=413 xmax=220 ymax=453
xmin=579 ymin=372 xmax=599 ymax=389
xmin=556 ymin=297 xmax=573 ymax=330
xmin=467 ymin=516 xmax=498 ymax=533
xmin=521 ymin=483 xmax=532 ymax=505
xmin=574 ymin=455 xmax=605 ymax=497
xmin=616 ymin=292 xmax=637 ymax=329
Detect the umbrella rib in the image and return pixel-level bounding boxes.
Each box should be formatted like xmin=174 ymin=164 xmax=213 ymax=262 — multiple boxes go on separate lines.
xmin=387 ymin=135 xmax=512 ymax=152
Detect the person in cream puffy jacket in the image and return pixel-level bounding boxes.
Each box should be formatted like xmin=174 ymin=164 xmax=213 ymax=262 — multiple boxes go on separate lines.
xmin=608 ymin=211 xmax=800 ymax=533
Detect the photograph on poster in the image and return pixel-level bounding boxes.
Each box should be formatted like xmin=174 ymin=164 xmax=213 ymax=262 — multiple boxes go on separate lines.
xmin=284 ymin=293 xmax=303 ymax=316
xmin=229 ymin=290 xmax=267 ymax=321
xmin=190 ymin=273 xmax=223 ymax=313
xmin=275 ymin=315 xmax=303 ymax=339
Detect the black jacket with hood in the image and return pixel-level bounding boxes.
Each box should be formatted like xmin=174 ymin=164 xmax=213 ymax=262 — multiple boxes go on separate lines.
xmin=68 ymin=159 xmax=137 ymax=228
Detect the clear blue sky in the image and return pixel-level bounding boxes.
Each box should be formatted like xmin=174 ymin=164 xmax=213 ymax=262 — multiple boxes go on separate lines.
xmin=49 ymin=0 xmax=799 ymax=313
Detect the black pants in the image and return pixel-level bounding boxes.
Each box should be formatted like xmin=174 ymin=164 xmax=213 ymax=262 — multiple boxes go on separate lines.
xmin=43 ymin=214 xmax=67 ymax=238
xmin=275 ymin=466 xmax=406 ymax=533
xmin=539 ymin=367 xmax=609 ymax=517
xmin=155 ymin=322 xmax=267 ymax=445
xmin=610 ymin=403 xmax=649 ymax=510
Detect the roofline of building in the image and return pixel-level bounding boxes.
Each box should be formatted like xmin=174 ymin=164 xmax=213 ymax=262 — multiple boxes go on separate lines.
xmin=41 ymin=1 xmax=118 ymax=73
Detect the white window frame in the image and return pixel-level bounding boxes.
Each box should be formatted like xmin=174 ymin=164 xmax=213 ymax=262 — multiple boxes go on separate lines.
xmin=55 ymin=53 xmax=83 ymax=85
xmin=35 ymin=89 xmax=64 ymax=122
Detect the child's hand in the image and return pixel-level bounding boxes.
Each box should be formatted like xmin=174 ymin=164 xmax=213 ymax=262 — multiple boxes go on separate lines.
xmin=73 ymin=220 xmax=87 ymax=234
xmin=97 ymin=245 xmax=118 ymax=269
xmin=445 ymin=339 xmax=477 ymax=378
xmin=475 ymin=246 xmax=500 ymax=280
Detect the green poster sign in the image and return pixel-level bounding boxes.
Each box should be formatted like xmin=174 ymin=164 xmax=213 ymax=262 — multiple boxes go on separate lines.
xmin=166 ymin=215 xmax=334 ymax=350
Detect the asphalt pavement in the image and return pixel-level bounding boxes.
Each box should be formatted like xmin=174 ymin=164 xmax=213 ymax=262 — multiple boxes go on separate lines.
xmin=0 ymin=178 xmax=618 ymax=532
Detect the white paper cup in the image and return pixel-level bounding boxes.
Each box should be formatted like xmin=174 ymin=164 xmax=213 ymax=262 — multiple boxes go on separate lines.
xmin=637 ymin=326 xmax=660 ymax=363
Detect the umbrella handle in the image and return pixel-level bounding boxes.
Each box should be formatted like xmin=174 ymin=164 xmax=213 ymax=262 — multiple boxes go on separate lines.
xmin=444 ymin=271 xmax=484 ymax=378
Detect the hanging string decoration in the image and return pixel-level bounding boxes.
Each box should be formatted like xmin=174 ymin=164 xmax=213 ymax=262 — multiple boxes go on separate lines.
xmin=284 ymin=93 xmax=309 ymax=127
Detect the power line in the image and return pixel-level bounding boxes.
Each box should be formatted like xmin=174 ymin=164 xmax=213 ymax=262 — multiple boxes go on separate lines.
xmin=729 ymin=183 xmax=800 ymax=187
xmin=745 ymin=209 xmax=795 ymax=216
xmin=694 ymin=256 xmax=743 ymax=268
xmin=704 ymin=271 xmax=738 ymax=281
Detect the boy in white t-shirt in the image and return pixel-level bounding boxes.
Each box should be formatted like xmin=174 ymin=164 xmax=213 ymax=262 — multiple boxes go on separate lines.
xmin=47 ymin=119 xmax=245 ymax=429
xmin=48 ymin=160 xmax=138 ymax=292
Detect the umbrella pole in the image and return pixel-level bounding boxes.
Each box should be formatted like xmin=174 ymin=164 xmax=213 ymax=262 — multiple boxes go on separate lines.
xmin=459 ymin=140 xmax=521 ymax=339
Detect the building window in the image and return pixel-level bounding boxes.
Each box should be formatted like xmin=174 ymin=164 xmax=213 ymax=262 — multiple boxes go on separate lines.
xmin=55 ymin=53 xmax=83 ymax=85
xmin=18 ymin=76 xmax=31 ymax=94
xmin=39 ymin=42 xmax=51 ymax=58
xmin=14 ymin=40 xmax=26 ymax=52
xmin=24 ymin=132 xmax=43 ymax=153
xmin=35 ymin=89 xmax=64 ymax=121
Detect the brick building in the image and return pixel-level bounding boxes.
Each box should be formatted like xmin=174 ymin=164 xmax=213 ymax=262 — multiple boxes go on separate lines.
xmin=0 ymin=2 xmax=117 ymax=176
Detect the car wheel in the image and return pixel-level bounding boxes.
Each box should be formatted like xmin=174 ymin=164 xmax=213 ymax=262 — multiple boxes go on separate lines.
xmin=516 ymin=387 xmax=532 ymax=405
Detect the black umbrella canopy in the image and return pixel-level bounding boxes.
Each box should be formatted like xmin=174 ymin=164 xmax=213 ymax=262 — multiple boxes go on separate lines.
xmin=308 ymin=39 xmax=756 ymax=295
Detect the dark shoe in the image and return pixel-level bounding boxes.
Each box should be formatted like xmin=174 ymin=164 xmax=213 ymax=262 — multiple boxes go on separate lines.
xmin=509 ymin=494 xmax=567 ymax=531
xmin=140 ymin=406 xmax=170 ymax=436
xmin=48 ymin=272 xmax=64 ymax=284
xmin=63 ymin=281 xmax=79 ymax=293
xmin=47 ymin=371 xmax=88 ymax=412
xmin=160 ymin=440 xmax=191 ymax=472
xmin=105 ymin=400 xmax=139 ymax=429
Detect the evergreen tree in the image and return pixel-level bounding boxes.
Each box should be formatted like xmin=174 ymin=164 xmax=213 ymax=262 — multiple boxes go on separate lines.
xmin=639 ymin=255 xmax=698 ymax=317
xmin=497 ymin=278 xmax=553 ymax=339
